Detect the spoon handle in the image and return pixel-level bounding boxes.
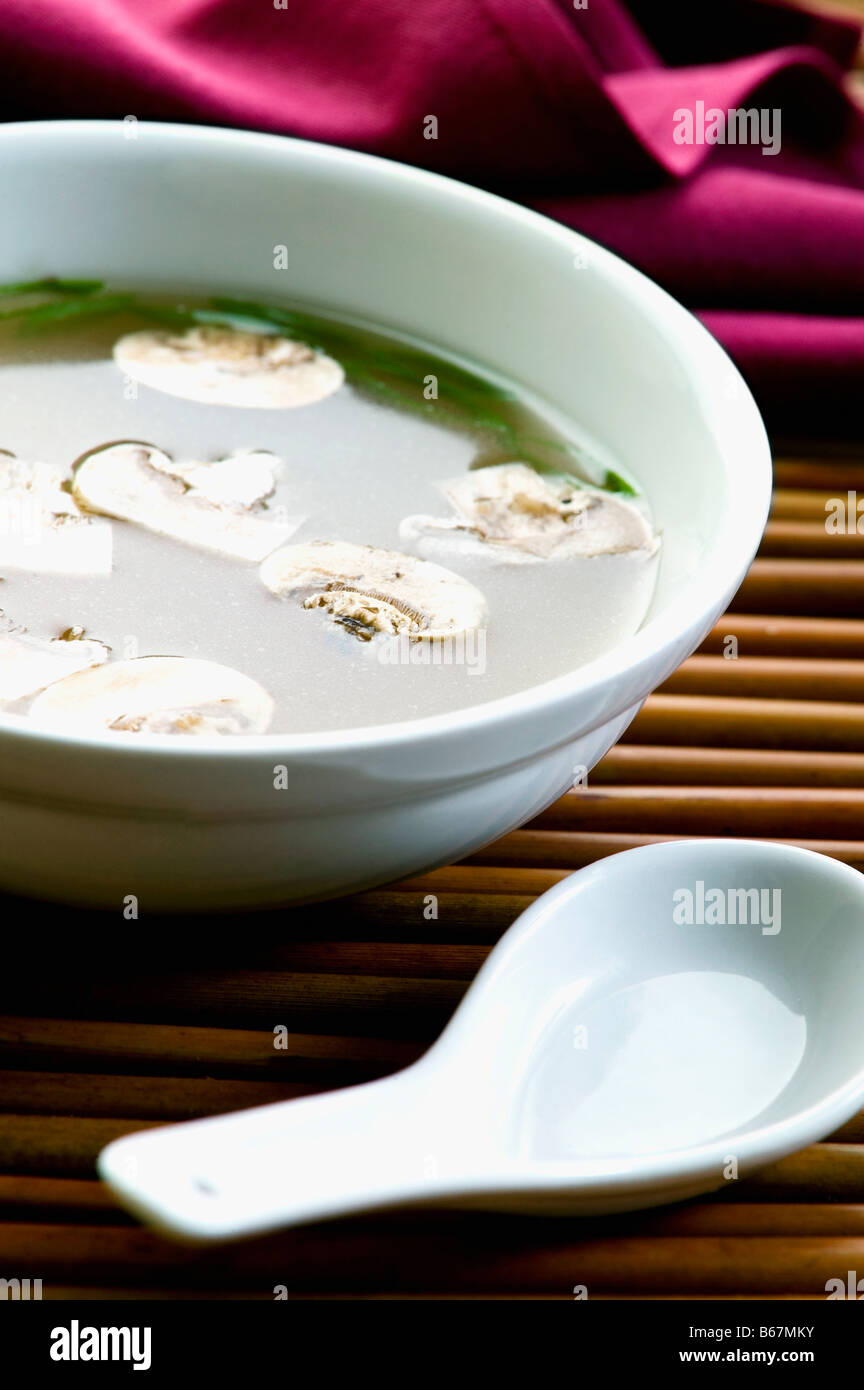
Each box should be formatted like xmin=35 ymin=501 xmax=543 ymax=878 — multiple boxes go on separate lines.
xmin=98 ymin=1068 xmax=443 ymax=1240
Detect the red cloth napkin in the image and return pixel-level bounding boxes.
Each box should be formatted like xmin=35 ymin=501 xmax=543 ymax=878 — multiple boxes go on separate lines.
xmin=1 ymin=0 xmax=862 ymax=437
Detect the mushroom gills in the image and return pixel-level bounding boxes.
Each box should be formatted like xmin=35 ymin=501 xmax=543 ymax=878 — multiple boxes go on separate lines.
xmin=0 ymin=615 xmax=110 ymax=705
xmin=259 ymin=540 xmax=488 ymax=641
xmin=113 ymin=324 xmax=344 ymax=409
xmin=399 ymin=462 xmax=658 ymax=562
xmin=72 ymin=441 xmax=301 ymax=562
xmin=0 ymin=452 xmax=113 ymax=575
xmin=28 ymin=656 xmax=274 ymax=735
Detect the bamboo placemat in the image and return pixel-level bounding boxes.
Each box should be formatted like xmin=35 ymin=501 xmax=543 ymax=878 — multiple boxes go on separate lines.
xmin=0 ymin=451 xmax=862 ymax=1300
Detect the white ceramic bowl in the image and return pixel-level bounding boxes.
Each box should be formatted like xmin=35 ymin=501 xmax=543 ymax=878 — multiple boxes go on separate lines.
xmin=0 ymin=121 xmax=771 ymax=910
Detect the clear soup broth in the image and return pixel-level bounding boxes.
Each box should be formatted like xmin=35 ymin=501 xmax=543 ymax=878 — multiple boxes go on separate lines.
xmin=0 ymin=283 xmax=659 ymax=735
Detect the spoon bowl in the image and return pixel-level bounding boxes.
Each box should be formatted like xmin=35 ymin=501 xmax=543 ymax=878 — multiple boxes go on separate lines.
xmin=99 ymin=839 xmax=864 ymax=1239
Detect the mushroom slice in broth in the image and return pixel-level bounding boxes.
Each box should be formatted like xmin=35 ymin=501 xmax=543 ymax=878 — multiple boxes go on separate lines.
xmin=399 ymin=463 xmax=658 ymax=563
xmin=29 ymin=657 xmax=274 ymax=735
xmin=73 ymin=441 xmax=299 ymax=562
xmin=149 ymin=450 xmax=282 ymax=510
xmin=0 ymin=617 xmax=110 ymax=706
xmin=259 ymin=540 xmax=488 ymax=642
xmin=0 ymin=452 xmax=113 ymax=575
xmin=114 ymin=325 xmax=344 ymax=409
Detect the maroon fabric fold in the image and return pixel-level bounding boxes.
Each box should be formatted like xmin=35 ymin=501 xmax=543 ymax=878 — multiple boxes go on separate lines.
xmin=1 ymin=0 xmax=862 ymax=437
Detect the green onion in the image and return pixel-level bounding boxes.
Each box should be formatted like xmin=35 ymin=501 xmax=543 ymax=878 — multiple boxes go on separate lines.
xmin=133 ymin=304 xmax=199 ymax=329
xmin=602 ymin=468 xmax=638 ymax=497
xmin=0 ymin=276 xmax=104 ymax=297
xmin=15 ymin=294 xmax=136 ymax=332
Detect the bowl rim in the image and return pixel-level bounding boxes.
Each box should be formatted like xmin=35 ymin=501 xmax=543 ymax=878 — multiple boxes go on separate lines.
xmin=0 ymin=119 xmax=773 ymax=760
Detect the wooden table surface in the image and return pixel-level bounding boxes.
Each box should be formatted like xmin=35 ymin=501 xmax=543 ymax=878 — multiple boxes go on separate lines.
xmin=0 ymin=449 xmax=862 ymax=1299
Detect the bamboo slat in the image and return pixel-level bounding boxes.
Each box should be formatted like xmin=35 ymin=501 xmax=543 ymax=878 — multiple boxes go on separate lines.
xmin=732 ymin=559 xmax=864 ymax=614
xmin=468 ymin=829 xmax=864 ymax=871
xmin=0 ymin=1070 xmax=320 ymax=1120
xmin=627 ymin=693 xmax=864 ymax=749
xmin=662 ymin=654 xmax=864 ymax=700
xmin=594 ymin=744 xmax=864 ymax=786
xmin=773 ymin=459 xmax=864 ymax=490
xmin=770 ymin=487 xmax=856 ymax=521
xmin=0 ymin=1015 xmax=421 ymax=1078
xmin=0 ymin=1220 xmax=858 ymax=1295
xmin=761 ymin=520 xmax=864 ymax=557
xmin=0 ymin=972 xmax=467 ymax=1037
xmin=535 ymin=786 xmax=864 ymax=837
xmin=699 ymin=613 xmax=864 ymax=658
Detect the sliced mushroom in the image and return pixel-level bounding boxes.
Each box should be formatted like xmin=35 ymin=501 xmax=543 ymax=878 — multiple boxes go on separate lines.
xmin=114 ymin=324 xmax=344 ymax=409
xmin=399 ymin=463 xmax=657 ymax=562
xmin=0 ymin=615 xmax=110 ymax=706
xmin=149 ymin=449 xmax=281 ymax=510
xmin=0 ymin=452 xmax=113 ymax=574
xmin=259 ymin=540 xmax=488 ymax=641
xmin=72 ymin=442 xmax=299 ymax=562
xmin=29 ymin=656 xmax=274 ymax=735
